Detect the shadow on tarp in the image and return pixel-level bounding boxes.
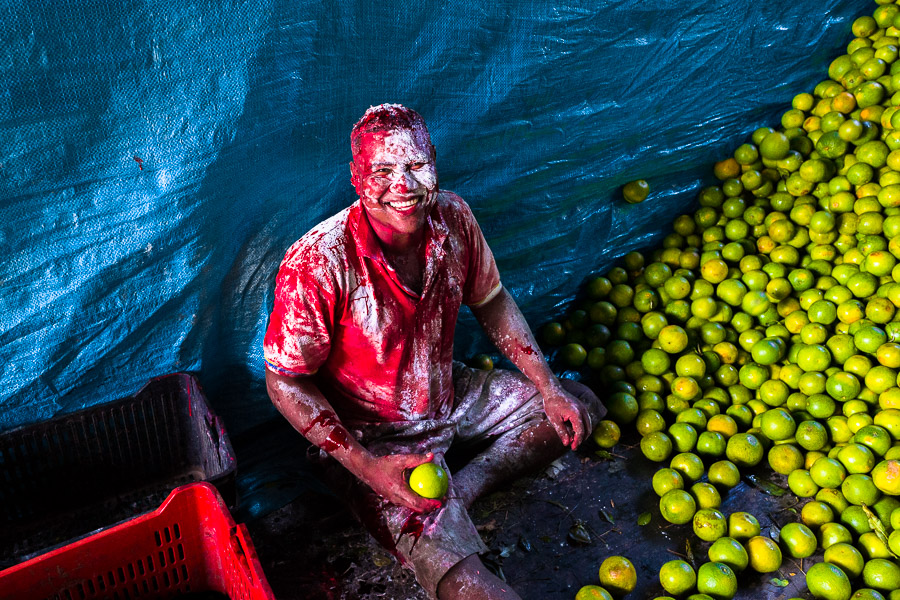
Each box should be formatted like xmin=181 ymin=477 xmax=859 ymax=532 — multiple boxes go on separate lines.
xmin=0 ymin=0 xmax=873 ymax=524
xmin=231 ymin=415 xmax=336 ymax=523
xmin=0 ymin=0 xmax=869 ymax=440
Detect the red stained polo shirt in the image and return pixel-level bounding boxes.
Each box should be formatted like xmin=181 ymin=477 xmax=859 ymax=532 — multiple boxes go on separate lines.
xmin=264 ymin=192 xmax=502 ymax=423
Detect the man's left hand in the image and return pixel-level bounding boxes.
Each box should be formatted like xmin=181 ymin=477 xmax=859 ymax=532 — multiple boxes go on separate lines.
xmin=542 ymin=385 xmax=592 ymax=450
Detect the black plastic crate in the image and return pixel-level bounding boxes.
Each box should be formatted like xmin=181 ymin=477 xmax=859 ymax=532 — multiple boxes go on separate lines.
xmin=0 ymin=372 xmax=237 ymax=567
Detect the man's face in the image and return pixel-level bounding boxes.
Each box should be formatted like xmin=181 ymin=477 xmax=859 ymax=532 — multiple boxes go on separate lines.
xmin=351 ymin=128 xmax=438 ymax=238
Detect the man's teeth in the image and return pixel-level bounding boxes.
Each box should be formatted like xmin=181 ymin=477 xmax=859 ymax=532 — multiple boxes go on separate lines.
xmin=389 ymin=198 xmax=419 ymax=208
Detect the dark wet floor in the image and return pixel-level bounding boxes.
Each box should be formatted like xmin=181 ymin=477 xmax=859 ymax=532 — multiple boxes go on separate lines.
xmin=246 ymin=430 xmax=817 ymax=600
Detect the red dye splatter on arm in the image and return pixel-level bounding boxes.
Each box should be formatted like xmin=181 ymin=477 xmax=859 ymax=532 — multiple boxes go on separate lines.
xmin=133 ymin=156 xmax=143 ymax=170
xmin=300 ymin=410 xmax=352 ymax=452
xmin=517 ymin=342 xmax=537 ymax=357
xmin=320 ymin=428 xmax=352 ymax=453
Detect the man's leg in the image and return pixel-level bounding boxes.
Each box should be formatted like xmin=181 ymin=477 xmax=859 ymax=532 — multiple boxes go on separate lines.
xmin=436 ymin=554 xmax=522 ymax=600
xmin=451 ymin=379 xmax=605 ymax=509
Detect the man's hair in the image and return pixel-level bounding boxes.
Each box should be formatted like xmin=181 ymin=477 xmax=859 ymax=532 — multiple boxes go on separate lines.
xmin=350 ymin=103 xmax=433 ymax=157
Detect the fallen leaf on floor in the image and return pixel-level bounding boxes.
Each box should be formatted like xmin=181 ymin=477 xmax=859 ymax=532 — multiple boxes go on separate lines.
xmin=744 ymin=474 xmax=787 ymax=496
xmin=568 ymin=520 xmax=592 ymax=545
xmin=543 ymin=499 xmax=570 ymax=512
xmin=481 ymin=553 xmax=506 ymax=582
xmin=544 ymin=457 xmax=567 ymax=479
xmin=476 ymin=519 xmax=499 ymax=532
xmin=372 ymin=552 xmax=392 ymax=567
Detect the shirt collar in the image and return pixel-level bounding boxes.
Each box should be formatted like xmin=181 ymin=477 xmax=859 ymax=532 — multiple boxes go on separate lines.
xmin=348 ymin=197 xmax=449 ymax=263
xmin=348 ymin=200 xmax=383 ymax=262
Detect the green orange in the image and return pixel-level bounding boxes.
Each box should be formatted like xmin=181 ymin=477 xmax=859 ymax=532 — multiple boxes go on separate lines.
xmin=746 ymin=536 xmax=783 ymax=573
xmin=592 ymin=420 xmax=622 ymax=448
xmin=408 ymin=462 xmax=449 ymax=499
xmin=659 ymin=560 xmax=696 ymax=596
xmin=598 ymin=556 xmax=638 ymax=596
xmin=707 ymin=537 xmax=749 ymax=573
xmin=695 ymin=562 xmax=737 ymax=600
xmin=806 ymin=561 xmax=851 ymax=600
xmin=660 ymin=489 xmax=697 ymax=525
xmin=623 ymin=180 xmax=650 ymax=204
xmin=780 ymin=522 xmax=817 ymax=558
xmin=575 ymin=586 xmax=613 ymax=600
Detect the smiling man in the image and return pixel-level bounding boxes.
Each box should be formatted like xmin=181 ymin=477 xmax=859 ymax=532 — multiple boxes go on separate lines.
xmin=264 ymin=104 xmax=604 ymax=600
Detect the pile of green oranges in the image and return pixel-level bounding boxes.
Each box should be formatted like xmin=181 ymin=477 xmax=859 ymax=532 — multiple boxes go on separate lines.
xmin=558 ymin=2 xmax=900 ymax=599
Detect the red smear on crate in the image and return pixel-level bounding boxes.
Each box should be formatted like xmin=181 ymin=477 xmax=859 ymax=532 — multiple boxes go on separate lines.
xmin=133 ymin=156 xmax=143 ymax=170
xmin=300 ymin=411 xmax=351 ymax=452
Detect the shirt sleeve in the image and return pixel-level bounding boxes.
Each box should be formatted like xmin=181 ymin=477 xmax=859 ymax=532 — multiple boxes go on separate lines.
xmin=263 ymin=248 xmax=335 ymax=376
xmin=458 ymin=199 xmax=502 ymax=307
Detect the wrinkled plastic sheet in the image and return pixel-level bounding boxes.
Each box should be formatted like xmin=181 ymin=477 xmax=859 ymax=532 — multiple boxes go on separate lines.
xmin=1 ymin=0 xmax=867 ymax=442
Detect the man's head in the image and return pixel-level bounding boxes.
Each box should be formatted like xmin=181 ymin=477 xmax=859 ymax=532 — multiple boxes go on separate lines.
xmin=350 ymin=104 xmax=438 ymax=240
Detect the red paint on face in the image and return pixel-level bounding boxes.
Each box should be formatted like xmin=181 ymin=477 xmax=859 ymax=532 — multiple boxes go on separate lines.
xmin=351 ymin=129 xmax=438 ymax=244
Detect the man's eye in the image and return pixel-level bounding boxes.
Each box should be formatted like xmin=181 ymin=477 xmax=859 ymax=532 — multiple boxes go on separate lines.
xmin=374 ymin=168 xmax=392 ymax=175
xmin=411 ymin=163 xmax=429 ymax=170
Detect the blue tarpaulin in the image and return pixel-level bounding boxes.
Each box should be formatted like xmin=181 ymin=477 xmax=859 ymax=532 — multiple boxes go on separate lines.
xmin=1 ymin=0 xmax=868 ymax=439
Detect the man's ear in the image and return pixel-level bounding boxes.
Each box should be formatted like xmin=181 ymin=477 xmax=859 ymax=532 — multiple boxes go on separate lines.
xmin=349 ymin=160 xmax=360 ymax=191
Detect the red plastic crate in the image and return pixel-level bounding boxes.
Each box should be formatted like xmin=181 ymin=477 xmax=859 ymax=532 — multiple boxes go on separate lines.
xmin=0 ymin=482 xmax=275 ymax=600
xmin=1 ymin=372 xmax=237 ymax=565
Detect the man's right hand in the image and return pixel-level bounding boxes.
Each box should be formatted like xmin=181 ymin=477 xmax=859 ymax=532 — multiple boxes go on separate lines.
xmin=266 ymin=371 xmax=443 ymax=513
xmin=358 ymin=451 xmax=443 ymax=513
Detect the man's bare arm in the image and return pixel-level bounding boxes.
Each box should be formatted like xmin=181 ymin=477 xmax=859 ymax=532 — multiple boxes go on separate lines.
xmin=470 ymin=287 xmax=592 ymax=449
xmin=265 ymin=369 xmax=441 ymax=512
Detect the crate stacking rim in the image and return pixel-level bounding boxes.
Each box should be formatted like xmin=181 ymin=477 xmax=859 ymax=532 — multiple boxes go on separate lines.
xmin=0 ymin=482 xmax=275 ymax=600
